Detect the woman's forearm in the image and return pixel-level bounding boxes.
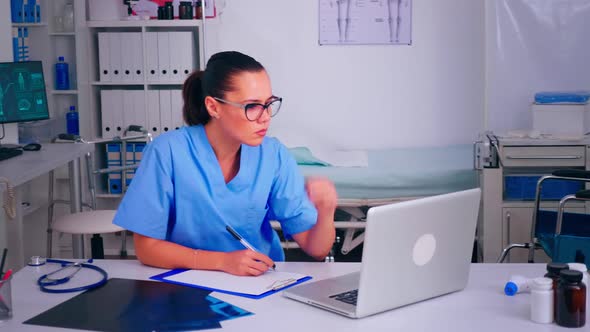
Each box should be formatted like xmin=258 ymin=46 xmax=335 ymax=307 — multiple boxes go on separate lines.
xmin=299 ymin=210 xmax=336 ymax=261
xmin=134 ymin=233 xmax=225 ymax=270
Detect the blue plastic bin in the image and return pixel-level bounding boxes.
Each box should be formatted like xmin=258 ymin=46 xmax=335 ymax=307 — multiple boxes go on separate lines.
xmin=504 ymin=176 xmax=583 ymax=201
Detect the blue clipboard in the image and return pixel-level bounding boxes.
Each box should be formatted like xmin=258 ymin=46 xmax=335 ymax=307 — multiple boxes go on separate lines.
xmin=150 ymin=269 xmax=312 ymax=300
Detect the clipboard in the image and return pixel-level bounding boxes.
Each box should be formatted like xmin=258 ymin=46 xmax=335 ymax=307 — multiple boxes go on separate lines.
xmin=150 ymin=269 xmax=312 ymax=299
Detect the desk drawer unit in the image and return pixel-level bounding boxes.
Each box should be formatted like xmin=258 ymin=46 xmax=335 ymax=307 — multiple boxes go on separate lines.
xmin=501 ymin=146 xmax=585 ymax=167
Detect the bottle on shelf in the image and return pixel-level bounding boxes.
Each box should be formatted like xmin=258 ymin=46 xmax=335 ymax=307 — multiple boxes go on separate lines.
xmin=63 ymin=2 xmax=74 ymax=32
xmin=66 ymin=105 xmax=79 ymax=136
xmin=195 ymin=0 xmax=203 ymax=19
xmin=55 ymin=56 xmax=70 ymax=90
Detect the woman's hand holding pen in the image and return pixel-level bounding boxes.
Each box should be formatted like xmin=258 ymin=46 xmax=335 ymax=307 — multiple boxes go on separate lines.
xmin=221 ymin=250 xmax=275 ymax=276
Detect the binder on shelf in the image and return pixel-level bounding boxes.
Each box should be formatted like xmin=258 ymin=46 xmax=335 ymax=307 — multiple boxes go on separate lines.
xmin=122 ymin=90 xmax=135 ymax=131
xmin=159 ymin=90 xmax=173 ymax=133
xmin=124 ymin=142 xmax=134 ymax=187
xmin=150 ymin=269 xmax=312 ymax=300
xmin=25 ymin=0 xmax=36 ymax=23
xmin=157 ymin=32 xmax=170 ymax=82
xmin=12 ymin=27 xmax=30 ymax=62
xmin=147 ymin=90 xmax=160 ymax=137
xmin=111 ymin=90 xmax=124 ymax=137
xmin=11 ymin=0 xmax=24 ymax=23
xmin=134 ymin=143 xmax=146 ymax=163
xmin=145 ymin=32 xmax=159 ymax=83
xmin=108 ymin=33 xmax=122 ymax=82
xmin=168 ymin=32 xmax=182 ymax=82
xmin=132 ymin=90 xmax=147 ymax=130
xmin=125 ymin=171 xmax=134 ymax=187
xmin=100 ymin=90 xmax=114 ymax=139
xmin=130 ymin=32 xmax=143 ymax=82
xmin=170 ymin=89 xmax=184 ymax=130
xmin=106 ymin=143 xmax=122 ymax=194
xmin=120 ymin=33 xmax=134 ymax=82
xmin=177 ymin=31 xmax=195 ymax=79
xmin=12 ymin=34 xmax=18 ymax=62
xmin=98 ymin=32 xmax=111 ymax=82
xmin=35 ymin=4 xmax=41 ymax=23
xmin=23 ymin=0 xmax=31 ymax=23
xmin=122 ymin=90 xmax=147 ymax=131
xmin=125 ymin=143 xmax=134 ymax=167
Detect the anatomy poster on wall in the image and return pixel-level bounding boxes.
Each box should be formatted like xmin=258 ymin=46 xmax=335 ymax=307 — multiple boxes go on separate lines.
xmin=319 ymin=0 xmax=412 ymax=45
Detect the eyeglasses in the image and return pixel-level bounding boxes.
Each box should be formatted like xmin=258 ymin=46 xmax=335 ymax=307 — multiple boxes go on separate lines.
xmin=212 ymin=96 xmax=282 ymax=121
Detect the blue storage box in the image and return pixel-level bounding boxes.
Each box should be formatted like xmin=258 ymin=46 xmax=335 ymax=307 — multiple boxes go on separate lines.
xmin=504 ymin=176 xmax=584 ymax=201
xmin=534 ymin=91 xmax=590 ymax=104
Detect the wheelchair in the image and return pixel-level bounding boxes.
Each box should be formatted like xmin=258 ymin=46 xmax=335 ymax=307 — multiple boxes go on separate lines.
xmin=498 ymin=169 xmax=590 ymax=268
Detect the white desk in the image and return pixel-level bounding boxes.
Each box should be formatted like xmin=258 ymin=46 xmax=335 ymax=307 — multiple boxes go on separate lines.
xmin=2 ymin=261 xmax=586 ymax=331
xmin=0 ymin=143 xmax=94 ymax=269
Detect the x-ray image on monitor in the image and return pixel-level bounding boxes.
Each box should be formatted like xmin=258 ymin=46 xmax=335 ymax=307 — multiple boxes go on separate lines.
xmin=0 ymin=61 xmax=50 ymax=124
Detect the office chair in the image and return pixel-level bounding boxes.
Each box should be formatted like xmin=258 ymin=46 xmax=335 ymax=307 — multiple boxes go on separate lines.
xmin=47 ymin=127 xmax=152 ymax=259
xmin=498 ymin=169 xmax=590 ymax=267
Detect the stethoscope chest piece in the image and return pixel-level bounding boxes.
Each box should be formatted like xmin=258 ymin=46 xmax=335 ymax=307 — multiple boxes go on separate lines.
xmin=28 ymin=255 xmax=47 ymax=266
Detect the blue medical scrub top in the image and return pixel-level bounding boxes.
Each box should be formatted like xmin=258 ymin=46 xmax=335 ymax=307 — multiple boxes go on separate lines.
xmin=113 ymin=125 xmax=318 ymax=261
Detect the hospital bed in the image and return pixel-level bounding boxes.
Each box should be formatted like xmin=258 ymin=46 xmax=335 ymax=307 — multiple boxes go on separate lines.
xmin=272 ymin=144 xmax=479 ymax=260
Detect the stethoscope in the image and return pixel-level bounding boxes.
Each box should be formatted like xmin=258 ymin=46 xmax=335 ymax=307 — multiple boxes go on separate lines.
xmin=29 ymin=256 xmax=108 ymax=293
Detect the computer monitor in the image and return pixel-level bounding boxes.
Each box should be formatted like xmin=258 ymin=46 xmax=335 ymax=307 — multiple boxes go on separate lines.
xmin=0 ymin=61 xmax=50 ymax=124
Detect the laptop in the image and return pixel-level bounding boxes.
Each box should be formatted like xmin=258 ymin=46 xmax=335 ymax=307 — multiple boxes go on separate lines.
xmin=282 ymin=188 xmax=481 ymax=319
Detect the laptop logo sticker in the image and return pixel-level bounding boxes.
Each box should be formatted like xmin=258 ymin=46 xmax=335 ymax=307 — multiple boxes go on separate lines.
xmin=412 ymin=234 xmax=436 ymax=266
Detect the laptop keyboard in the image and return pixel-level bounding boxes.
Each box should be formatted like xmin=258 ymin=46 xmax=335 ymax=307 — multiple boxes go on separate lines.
xmin=329 ymin=289 xmax=358 ymax=306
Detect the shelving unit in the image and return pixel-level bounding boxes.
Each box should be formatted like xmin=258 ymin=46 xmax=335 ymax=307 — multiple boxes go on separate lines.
xmin=85 ymin=16 xmax=205 ymax=197
xmin=87 ymin=19 xmax=203 ymax=28
xmin=48 ymin=32 xmax=75 ymax=36
xmin=49 ymin=89 xmax=79 ymax=95
xmin=12 ymin=22 xmax=48 ymax=27
xmin=91 ymin=81 xmax=186 ymax=86
xmin=9 ymin=0 xmax=92 ymax=258
xmin=12 ymin=0 xmax=90 ymax=139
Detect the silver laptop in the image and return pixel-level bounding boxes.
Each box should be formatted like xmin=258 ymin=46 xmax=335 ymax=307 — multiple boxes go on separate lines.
xmin=283 ymin=188 xmax=481 ymax=319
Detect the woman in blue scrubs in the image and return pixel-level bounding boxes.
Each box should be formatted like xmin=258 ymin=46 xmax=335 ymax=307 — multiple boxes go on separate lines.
xmin=113 ymin=51 xmax=337 ymax=276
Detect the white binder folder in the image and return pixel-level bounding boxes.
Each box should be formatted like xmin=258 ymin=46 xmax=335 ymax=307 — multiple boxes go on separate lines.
xmin=133 ymin=90 xmax=147 ymax=130
xmin=109 ymin=33 xmax=122 ymax=82
xmin=169 ymin=31 xmax=194 ymax=83
xmin=122 ymin=90 xmax=135 ymax=130
xmin=100 ymin=90 xmax=114 ymax=139
xmin=159 ymin=90 xmax=172 ymax=133
xmin=130 ymin=32 xmax=143 ymax=82
xmin=98 ymin=33 xmax=111 ymax=82
xmin=157 ymin=32 xmax=170 ymax=82
xmin=177 ymin=32 xmax=195 ymax=79
xmin=145 ymin=32 xmax=159 ymax=83
xmin=168 ymin=32 xmax=180 ymax=82
xmin=170 ymin=89 xmax=184 ymax=130
xmin=147 ymin=90 xmax=160 ymax=137
xmin=120 ymin=33 xmax=134 ymax=82
xmin=112 ymin=90 xmax=125 ymax=136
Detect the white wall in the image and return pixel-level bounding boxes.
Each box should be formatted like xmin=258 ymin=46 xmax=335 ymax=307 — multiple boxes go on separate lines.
xmin=485 ymin=0 xmax=590 ymax=133
xmin=206 ymin=0 xmax=485 ymax=150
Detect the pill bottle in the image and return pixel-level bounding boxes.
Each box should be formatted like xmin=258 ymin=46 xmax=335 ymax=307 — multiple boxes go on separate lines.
xmin=555 ymin=269 xmax=586 ymax=328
